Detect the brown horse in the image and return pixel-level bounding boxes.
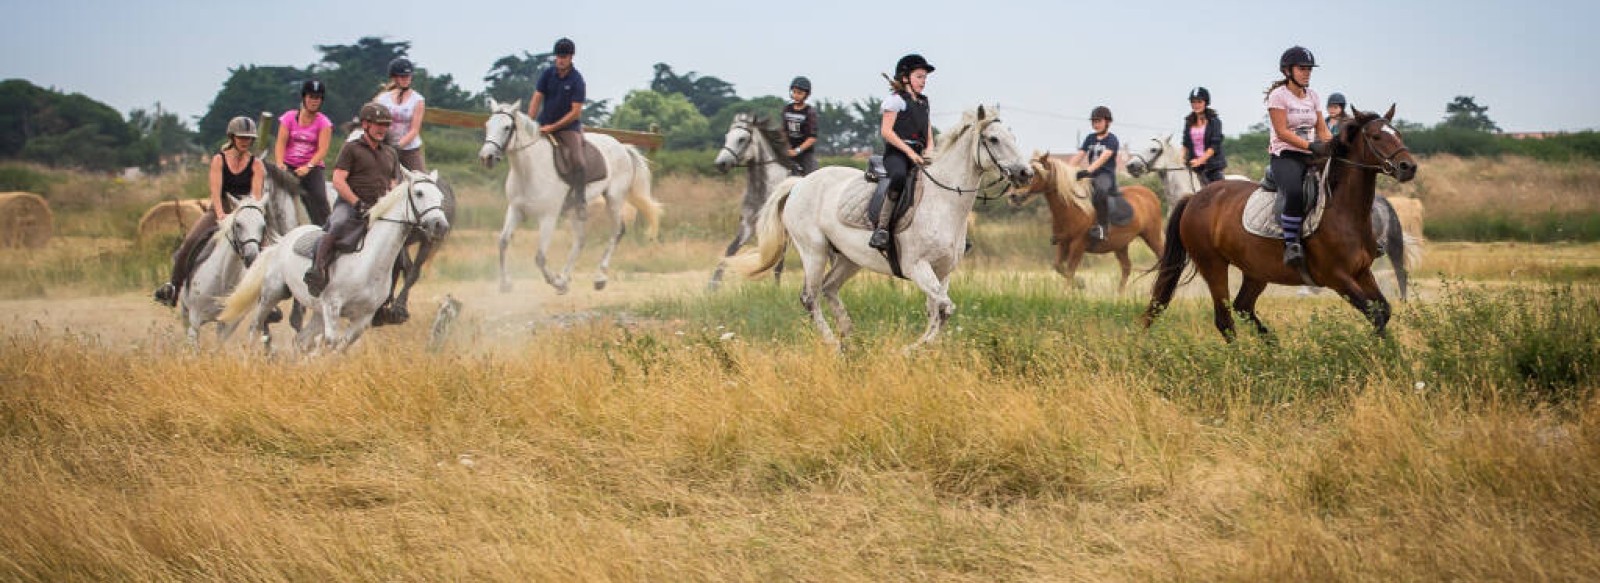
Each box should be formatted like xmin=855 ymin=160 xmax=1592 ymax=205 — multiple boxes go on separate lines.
xmin=1141 ymin=106 xmax=1419 ymax=341
xmin=1009 ymin=152 xmax=1164 ymax=292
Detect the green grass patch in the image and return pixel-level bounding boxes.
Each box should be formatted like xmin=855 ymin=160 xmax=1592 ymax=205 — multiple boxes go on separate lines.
xmin=1428 ymin=211 xmax=1600 ymax=243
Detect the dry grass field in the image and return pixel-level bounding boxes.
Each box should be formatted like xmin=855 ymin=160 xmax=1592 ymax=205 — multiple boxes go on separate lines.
xmin=2 ymin=157 xmax=1598 ymax=581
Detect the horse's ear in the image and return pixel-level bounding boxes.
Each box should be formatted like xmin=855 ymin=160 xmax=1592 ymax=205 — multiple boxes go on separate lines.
xmin=977 ymin=105 xmax=987 ymax=120
xmin=486 ymin=96 xmax=499 ymax=110
xmin=428 ymin=170 xmax=440 ymax=182
xmin=1383 ymin=104 xmax=1396 ymax=121
xmin=1349 ymin=105 xmax=1363 ymax=119
xmin=510 ymin=99 xmax=523 ymax=113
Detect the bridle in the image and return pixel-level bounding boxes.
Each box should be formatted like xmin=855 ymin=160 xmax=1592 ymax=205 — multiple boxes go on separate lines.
xmin=226 ymin=203 xmax=265 ymax=258
xmin=482 ymin=110 xmax=536 ymax=157
xmin=375 ymin=174 xmax=447 ymax=238
xmin=1334 ymin=119 xmax=1411 ymax=176
xmin=1129 ymin=137 xmax=1199 ymax=193
xmin=719 ymin=119 xmax=791 ymax=170
xmin=916 ymin=118 xmax=1019 ymax=201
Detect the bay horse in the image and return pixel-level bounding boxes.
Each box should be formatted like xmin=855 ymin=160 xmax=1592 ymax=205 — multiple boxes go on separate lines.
xmin=1008 ymin=152 xmax=1164 ymax=292
xmin=1142 ymin=106 xmax=1418 ymax=341
xmin=731 ymin=106 xmax=1033 ymax=351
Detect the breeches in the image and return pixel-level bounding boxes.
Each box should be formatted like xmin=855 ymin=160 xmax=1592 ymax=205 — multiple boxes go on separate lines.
xmin=1270 ymin=152 xmax=1312 ymax=217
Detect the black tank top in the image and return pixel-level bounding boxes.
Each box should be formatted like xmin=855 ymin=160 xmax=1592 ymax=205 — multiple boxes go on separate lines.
xmin=218 ymin=152 xmax=253 ymax=212
xmin=889 ymin=91 xmax=931 ymax=153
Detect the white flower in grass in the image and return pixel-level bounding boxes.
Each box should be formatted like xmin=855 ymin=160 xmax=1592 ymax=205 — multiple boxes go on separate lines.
xmin=719 ymin=332 xmax=736 ymax=341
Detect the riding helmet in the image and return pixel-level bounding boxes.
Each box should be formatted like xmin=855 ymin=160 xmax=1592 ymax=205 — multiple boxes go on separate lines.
xmin=301 ymin=79 xmax=326 ymax=97
xmin=358 ymin=102 xmax=393 ymax=124
xmin=894 ymin=54 xmax=935 ymax=78
xmin=553 ymin=38 xmax=576 ymax=56
xmin=1188 ymin=86 xmax=1210 ymax=104
xmin=1090 ymin=106 xmax=1113 ymax=122
xmin=1327 ymin=92 xmax=1348 ymax=107
xmin=1279 ymin=46 xmax=1317 ymax=69
xmin=790 ymin=76 xmax=812 ymax=94
xmin=388 ymin=57 xmax=414 ymax=77
xmin=226 ymin=116 xmax=258 ymax=138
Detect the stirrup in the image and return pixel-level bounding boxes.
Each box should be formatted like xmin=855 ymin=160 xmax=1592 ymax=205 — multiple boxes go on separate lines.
xmin=1283 ymin=241 xmax=1306 ymax=268
xmin=1088 ymin=225 xmax=1106 ymax=242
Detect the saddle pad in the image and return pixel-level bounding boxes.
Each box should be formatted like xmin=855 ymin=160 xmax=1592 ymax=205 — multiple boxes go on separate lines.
xmin=837 ymin=177 xmax=925 ymax=233
xmin=292 ymin=229 xmax=323 ymax=258
xmin=1103 ymin=194 xmax=1135 ymax=227
xmin=180 ymin=237 xmax=219 ymax=286
xmin=1243 ymin=187 xmax=1328 ymax=239
xmin=554 ymin=140 xmax=610 ymax=184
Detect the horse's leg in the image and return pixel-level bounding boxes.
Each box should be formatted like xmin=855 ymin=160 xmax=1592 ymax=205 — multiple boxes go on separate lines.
xmin=795 ymin=243 xmax=837 ymax=347
xmin=906 ymin=262 xmax=954 ymax=353
xmin=1337 ymin=270 xmax=1391 ymax=337
xmin=1233 ymin=277 xmax=1273 ymax=337
xmin=295 ymin=309 xmax=323 ymax=352
xmin=592 ymin=194 xmax=627 ymax=291
xmin=818 ymin=254 xmax=861 ymax=342
xmin=1062 ymin=240 xmax=1089 ymax=289
xmin=534 ymin=213 xmax=569 ymax=294
xmin=1113 ymin=247 xmax=1133 ymax=294
xmin=497 ymin=205 xmax=522 ymax=293
xmin=390 ymin=239 xmax=433 ymax=324
xmin=708 ymin=217 xmax=753 ymax=291
xmin=1194 ymin=256 xmax=1237 ymax=342
xmin=320 ymin=299 xmax=344 ymax=354
xmin=555 ymin=195 xmax=589 ymax=294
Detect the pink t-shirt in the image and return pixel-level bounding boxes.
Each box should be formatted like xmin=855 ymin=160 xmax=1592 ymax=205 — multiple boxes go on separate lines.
xmin=1266 ymin=86 xmax=1321 ymax=156
xmin=1189 ymin=126 xmax=1207 ymax=157
xmin=278 ymin=110 xmax=332 ymax=167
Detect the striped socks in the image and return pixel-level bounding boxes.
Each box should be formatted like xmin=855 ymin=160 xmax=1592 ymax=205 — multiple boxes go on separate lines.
xmin=1279 ymin=214 xmax=1303 ymax=243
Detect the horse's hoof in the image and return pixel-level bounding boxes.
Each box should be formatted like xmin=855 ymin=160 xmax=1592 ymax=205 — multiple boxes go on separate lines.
xmin=706 ymin=280 xmax=721 ymax=293
xmin=554 ymin=284 xmax=570 ymax=295
xmin=594 ymin=280 xmax=607 ymax=291
xmin=389 ymin=306 xmax=410 ymax=324
xmin=499 ymin=281 xmax=513 ymax=293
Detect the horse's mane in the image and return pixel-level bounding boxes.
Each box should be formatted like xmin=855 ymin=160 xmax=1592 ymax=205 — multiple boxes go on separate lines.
xmin=210 ymin=197 xmax=262 ymax=245
xmin=734 ymin=111 xmax=794 ymax=166
xmin=260 ymin=158 xmax=308 ymax=201
xmin=366 ymin=178 xmax=413 ymax=226
xmin=1028 ymin=153 xmax=1092 ymax=202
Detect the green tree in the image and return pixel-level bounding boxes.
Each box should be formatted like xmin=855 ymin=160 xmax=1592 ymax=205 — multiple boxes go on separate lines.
xmin=311 ymin=37 xmax=412 ymax=126
xmin=0 ymin=79 xmax=141 ymax=170
xmin=650 ymin=63 xmax=739 ymax=117
xmin=483 ymin=51 xmax=555 ymax=104
xmin=610 ymin=90 xmax=708 ymax=149
xmin=197 ymin=65 xmax=306 ymax=146
xmin=1442 ymin=95 xmax=1500 ymax=133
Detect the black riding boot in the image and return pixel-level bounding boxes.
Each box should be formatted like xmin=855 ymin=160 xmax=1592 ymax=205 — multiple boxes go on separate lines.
xmin=305 ymin=238 xmax=337 ymax=297
xmin=867 ymin=178 xmax=893 ymax=251
xmin=1090 ymin=191 xmax=1110 ymax=242
xmin=1280 ymin=213 xmax=1306 ymax=268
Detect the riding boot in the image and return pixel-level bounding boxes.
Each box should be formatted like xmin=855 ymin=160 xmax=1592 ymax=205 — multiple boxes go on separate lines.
xmin=1280 ymin=213 xmax=1306 ymax=268
xmin=153 ymin=283 xmax=177 ymax=307
xmin=1089 ymin=191 xmax=1110 ymax=242
xmin=305 ymin=236 xmax=337 ymax=297
xmin=867 ymin=178 xmax=893 ymax=251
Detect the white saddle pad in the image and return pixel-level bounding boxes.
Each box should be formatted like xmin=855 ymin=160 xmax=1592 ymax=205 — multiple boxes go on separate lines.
xmin=1243 ymin=188 xmax=1329 ymax=239
xmin=292 ymin=230 xmax=323 ymax=258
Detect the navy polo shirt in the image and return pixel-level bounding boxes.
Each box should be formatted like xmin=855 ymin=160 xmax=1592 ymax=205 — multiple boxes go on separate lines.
xmin=536 ymin=66 xmax=587 ymax=129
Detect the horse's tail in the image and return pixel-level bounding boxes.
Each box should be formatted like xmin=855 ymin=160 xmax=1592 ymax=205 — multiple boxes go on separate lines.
xmin=623 ymin=146 xmax=663 ymax=240
xmin=1402 ymin=233 xmax=1424 ymax=268
xmin=1143 ymin=196 xmax=1192 ymax=326
xmin=218 ymin=243 xmax=280 ymax=325
xmin=728 ymin=176 xmax=801 ymax=278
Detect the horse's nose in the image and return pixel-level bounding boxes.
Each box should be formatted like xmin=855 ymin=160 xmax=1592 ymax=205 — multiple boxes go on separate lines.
xmin=1396 ymin=160 xmax=1417 ymax=181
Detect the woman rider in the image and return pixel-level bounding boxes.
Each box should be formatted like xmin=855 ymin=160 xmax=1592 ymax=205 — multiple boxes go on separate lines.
xmin=273 ymin=79 xmax=334 ymax=226
xmin=154 ymin=116 xmax=265 ymax=306
xmin=1182 ymin=87 xmax=1227 ymax=186
xmin=1265 ymin=45 xmax=1332 ymax=268
xmin=868 ymin=53 xmax=934 ymax=251
xmin=375 ymin=57 xmax=426 ymax=172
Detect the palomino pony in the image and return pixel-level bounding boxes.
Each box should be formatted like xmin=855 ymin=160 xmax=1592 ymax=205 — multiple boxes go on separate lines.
xmin=176 ymin=195 xmax=268 ymax=343
xmin=708 ymin=111 xmax=794 ymax=290
xmin=733 ymin=106 xmax=1033 ymax=350
xmin=219 ymin=168 xmax=451 ymax=352
xmin=1142 ymin=107 xmax=1419 ymax=341
xmin=1008 ymin=152 xmax=1164 ymax=292
xmin=478 ymin=97 xmax=663 ymax=294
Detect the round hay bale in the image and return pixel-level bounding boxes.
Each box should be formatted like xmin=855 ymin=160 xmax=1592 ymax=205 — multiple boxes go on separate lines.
xmin=137 ymin=199 xmax=211 ymax=243
xmin=0 ymin=192 xmax=53 ymax=249
xmin=1387 ymin=196 xmax=1425 ymax=241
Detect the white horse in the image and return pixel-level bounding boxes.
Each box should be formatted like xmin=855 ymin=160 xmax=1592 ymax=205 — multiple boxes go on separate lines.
xmin=1124 ymin=134 xmax=1249 ymax=213
xmin=708 ymin=111 xmax=794 ymax=290
xmin=478 ymin=97 xmax=663 ymax=294
xmin=219 ymin=169 xmax=451 ymax=352
xmin=176 ymin=195 xmax=268 ymax=343
xmin=731 ymin=105 xmax=1033 ymax=351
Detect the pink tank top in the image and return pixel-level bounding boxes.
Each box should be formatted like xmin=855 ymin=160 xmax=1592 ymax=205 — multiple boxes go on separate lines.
xmin=1189 ymin=125 xmax=1207 ymax=157
xmin=278 ymin=110 xmax=332 ymax=167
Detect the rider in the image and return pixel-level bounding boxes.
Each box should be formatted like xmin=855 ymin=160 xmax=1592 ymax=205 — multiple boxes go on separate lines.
xmin=781 ymin=76 xmax=819 ymax=176
xmin=527 ymin=37 xmax=588 ymax=219
xmin=1068 ymin=106 xmax=1121 ymax=242
xmin=154 ymin=116 xmax=265 ymax=306
xmin=1265 ymin=45 xmax=1333 ymax=268
xmin=376 ymin=57 xmax=427 ymax=172
xmin=868 ymin=53 xmax=934 ymax=252
xmin=305 ymin=103 xmax=400 ymax=296
xmin=1182 ymin=87 xmax=1227 ymax=186
xmin=274 ymin=79 xmax=334 ymax=226
xmin=1325 ymin=92 xmax=1352 ymax=137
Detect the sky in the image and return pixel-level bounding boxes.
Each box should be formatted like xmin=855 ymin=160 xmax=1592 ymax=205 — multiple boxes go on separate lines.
xmin=4 ymin=0 xmax=1597 ymax=154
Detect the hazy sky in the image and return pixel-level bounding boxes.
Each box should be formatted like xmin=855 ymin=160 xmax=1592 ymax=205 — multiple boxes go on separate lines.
xmin=5 ymin=0 xmax=1596 ymax=153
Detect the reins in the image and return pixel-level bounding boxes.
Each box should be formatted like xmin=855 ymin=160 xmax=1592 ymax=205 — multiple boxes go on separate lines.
xmin=916 ymin=118 xmax=1016 ymax=201
xmin=483 ymin=110 xmax=538 ymax=156
xmin=1130 ymin=137 xmax=1200 ymax=193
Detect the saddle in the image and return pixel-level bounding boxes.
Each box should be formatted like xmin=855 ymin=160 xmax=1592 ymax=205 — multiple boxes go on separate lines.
xmin=179 ymin=237 xmax=220 ymax=287
xmin=1242 ymin=167 xmax=1328 ymax=239
xmin=841 ymin=157 xmax=923 ymax=233
xmin=1096 ymin=191 xmax=1135 ymax=227
xmin=292 ymin=229 xmax=324 ymax=258
xmin=552 ymin=138 xmax=609 ymax=184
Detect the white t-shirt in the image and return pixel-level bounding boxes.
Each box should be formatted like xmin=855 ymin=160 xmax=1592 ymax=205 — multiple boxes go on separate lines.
xmin=882 ymin=93 xmax=907 ymax=113
xmin=375 ymin=90 xmax=425 ymax=150
xmin=1266 ymin=86 xmax=1321 ymax=156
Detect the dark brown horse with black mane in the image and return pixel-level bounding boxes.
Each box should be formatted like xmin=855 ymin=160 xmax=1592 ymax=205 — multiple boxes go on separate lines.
xmin=1141 ymin=106 xmax=1419 ymax=340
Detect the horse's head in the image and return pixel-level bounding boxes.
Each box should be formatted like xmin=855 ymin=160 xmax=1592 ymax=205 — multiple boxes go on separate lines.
xmin=407 ymin=169 xmax=452 ymax=240
xmin=714 ymin=112 xmax=776 ymax=173
xmin=224 ymin=197 xmax=268 ymax=266
xmin=952 ymin=105 xmax=1033 ymax=188
xmin=479 ymin=97 xmax=524 ymax=169
xmin=1008 ymin=151 xmax=1055 ymax=206
xmin=1339 ymin=105 xmax=1418 ymax=182
xmin=1125 ymin=134 xmax=1179 ymax=177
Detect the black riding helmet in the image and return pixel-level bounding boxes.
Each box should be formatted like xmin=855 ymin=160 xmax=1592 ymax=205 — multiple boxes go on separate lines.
xmin=1188 ymin=86 xmax=1210 ymax=104
xmin=894 ymin=54 xmax=935 ymax=79
xmin=1279 ymin=46 xmax=1316 ymax=70
xmin=790 ymin=76 xmax=811 ymax=94
xmin=1090 ymin=106 xmax=1113 ymax=121
xmin=388 ymin=57 xmax=414 ymax=77
xmin=301 ymin=79 xmax=326 ymax=98
xmin=553 ymin=38 xmax=576 ymax=56
xmin=1327 ymin=92 xmax=1348 ymax=107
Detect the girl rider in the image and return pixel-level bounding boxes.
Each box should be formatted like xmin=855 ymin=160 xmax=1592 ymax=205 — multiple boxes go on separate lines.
xmin=1182 ymin=87 xmax=1227 ymax=186
xmin=154 ymin=117 xmax=265 ymax=306
xmin=1265 ymin=45 xmax=1332 ymax=268
xmin=1068 ymin=106 xmax=1120 ymax=242
xmin=273 ymin=79 xmax=334 ymax=226
xmin=376 ymin=57 xmax=427 ymax=172
xmin=868 ymin=53 xmax=934 ymax=251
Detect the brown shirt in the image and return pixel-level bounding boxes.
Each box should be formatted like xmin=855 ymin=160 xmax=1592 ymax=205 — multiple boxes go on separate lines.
xmin=334 ymin=137 xmax=399 ymax=204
